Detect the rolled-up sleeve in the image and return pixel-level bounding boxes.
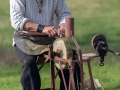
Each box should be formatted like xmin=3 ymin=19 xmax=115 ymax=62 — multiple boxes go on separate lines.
xmin=55 ymin=0 xmax=72 ymax=26
xmin=10 ymin=0 xmax=29 ymax=31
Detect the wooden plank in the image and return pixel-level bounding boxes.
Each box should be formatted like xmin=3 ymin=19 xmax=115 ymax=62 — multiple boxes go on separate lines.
xmin=82 ymin=53 xmax=99 ymax=58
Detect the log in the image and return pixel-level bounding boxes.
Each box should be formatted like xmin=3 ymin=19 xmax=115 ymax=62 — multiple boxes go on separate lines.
xmin=53 ymin=37 xmax=73 ymax=69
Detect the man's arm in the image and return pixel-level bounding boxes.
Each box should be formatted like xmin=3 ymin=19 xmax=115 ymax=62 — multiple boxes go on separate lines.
xmin=23 ymin=21 xmax=38 ymax=32
xmin=23 ymin=21 xmax=58 ymax=37
xmin=10 ymin=0 xmax=29 ymax=31
xmin=10 ymin=0 xmax=57 ymax=37
xmin=55 ymin=0 xmax=72 ymax=37
xmin=55 ymin=0 xmax=72 ymax=26
xmin=10 ymin=0 xmax=43 ymax=32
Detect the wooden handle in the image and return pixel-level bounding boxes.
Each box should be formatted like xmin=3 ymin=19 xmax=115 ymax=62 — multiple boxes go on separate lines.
xmin=20 ymin=32 xmax=48 ymax=37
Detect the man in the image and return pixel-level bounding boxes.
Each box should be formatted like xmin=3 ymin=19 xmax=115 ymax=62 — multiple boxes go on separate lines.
xmin=10 ymin=0 xmax=72 ymax=90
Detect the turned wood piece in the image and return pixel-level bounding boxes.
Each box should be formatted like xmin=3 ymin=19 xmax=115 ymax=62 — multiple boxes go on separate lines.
xmin=53 ymin=37 xmax=73 ymax=69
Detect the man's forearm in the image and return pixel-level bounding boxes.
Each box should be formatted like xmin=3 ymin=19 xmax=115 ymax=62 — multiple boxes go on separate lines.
xmin=23 ymin=21 xmax=39 ymax=32
xmin=23 ymin=21 xmax=45 ymax=32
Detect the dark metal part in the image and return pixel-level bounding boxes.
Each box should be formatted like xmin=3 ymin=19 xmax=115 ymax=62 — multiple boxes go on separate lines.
xmin=92 ymin=34 xmax=120 ymax=66
xmin=96 ymin=41 xmax=108 ymax=66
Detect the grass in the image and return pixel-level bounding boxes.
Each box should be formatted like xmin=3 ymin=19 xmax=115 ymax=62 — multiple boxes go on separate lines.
xmin=0 ymin=65 xmax=22 ymax=90
xmin=83 ymin=56 xmax=120 ymax=90
xmin=0 ymin=0 xmax=120 ymax=90
xmin=0 ymin=64 xmax=60 ymax=90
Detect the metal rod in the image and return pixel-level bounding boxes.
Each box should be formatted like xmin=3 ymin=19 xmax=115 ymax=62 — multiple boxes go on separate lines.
xmin=65 ymin=18 xmax=74 ymax=37
xmin=59 ymin=61 xmax=68 ymax=90
xmin=72 ymin=36 xmax=84 ymax=90
xmin=87 ymin=60 xmax=95 ymax=90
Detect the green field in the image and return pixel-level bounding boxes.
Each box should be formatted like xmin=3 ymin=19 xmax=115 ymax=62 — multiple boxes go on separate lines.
xmin=0 ymin=0 xmax=120 ymax=90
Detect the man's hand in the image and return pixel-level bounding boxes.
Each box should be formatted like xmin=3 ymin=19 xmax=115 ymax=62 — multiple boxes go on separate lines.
xmin=58 ymin=23 xmax=65 ymax=37
xmin=42 ymin=26 xmax=58 ymax=37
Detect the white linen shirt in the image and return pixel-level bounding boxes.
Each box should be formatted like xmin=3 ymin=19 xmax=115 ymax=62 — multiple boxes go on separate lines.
xmin=10 ymin=0 xmax=72 ymax=31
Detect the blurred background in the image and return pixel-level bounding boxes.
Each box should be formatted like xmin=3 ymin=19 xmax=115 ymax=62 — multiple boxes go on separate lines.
xmin=0 ymin=0 xmax=120 ymax=90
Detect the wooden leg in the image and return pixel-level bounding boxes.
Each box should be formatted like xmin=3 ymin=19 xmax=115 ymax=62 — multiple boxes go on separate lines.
xmin=87 ymin=60 xmax=95 ymax=90
xmin=80 ymin=61 xmax=84 ymax=90
xmin=50 ymin=60 xmax=56 ymax=90
xmin=69 ymin=61 xmax=75 ymax=90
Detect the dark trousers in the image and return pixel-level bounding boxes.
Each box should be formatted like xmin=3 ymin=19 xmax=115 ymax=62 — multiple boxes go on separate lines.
xmin=14 ymin=45 xmax=73 ymax=90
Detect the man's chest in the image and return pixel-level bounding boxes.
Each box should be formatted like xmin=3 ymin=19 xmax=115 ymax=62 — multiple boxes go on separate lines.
xmin=25 ymin=0 xmax=57 ymax=13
